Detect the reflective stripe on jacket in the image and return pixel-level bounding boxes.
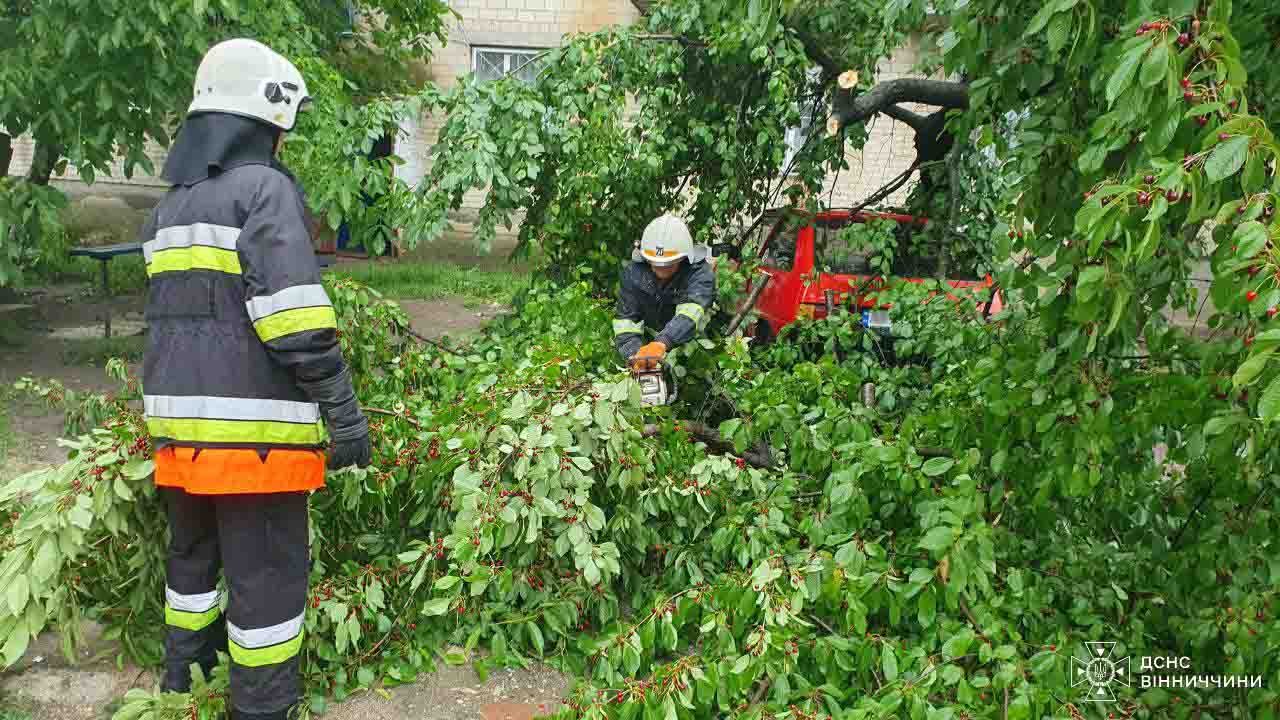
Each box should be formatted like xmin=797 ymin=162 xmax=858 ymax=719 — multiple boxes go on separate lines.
xmin=142 ymin=163 xmax=344 ymax=458
xmin=613 ymin=259 xmax=716 ymax=360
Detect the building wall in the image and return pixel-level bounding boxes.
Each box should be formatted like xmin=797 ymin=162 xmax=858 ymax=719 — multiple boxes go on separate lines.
xmin=9 ymin=3 xmax=932 ymax=220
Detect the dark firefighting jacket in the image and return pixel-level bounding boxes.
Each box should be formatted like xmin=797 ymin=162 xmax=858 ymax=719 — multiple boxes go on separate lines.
xmin=141 ymin=154 xmax=350 ymax=452
xmin=613 ymin=258 xmax=716 ymax=360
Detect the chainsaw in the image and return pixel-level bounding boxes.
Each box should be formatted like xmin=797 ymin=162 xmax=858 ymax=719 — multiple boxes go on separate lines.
xmin=631 ymin=359 xmax=677 ymax=407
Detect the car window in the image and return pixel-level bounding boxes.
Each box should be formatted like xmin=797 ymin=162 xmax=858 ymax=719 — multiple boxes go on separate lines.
xmin=814 ymin=220 xmax=870 ymax=274
xmin=760 ymin=214 xmax=800 ymax=271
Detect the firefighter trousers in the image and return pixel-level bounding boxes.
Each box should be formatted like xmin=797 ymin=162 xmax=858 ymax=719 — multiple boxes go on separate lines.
xmin=162 ymin=488 xmax=310 ymax=717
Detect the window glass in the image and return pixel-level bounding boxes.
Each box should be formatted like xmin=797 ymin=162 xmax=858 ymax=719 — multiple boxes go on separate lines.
xmin=760 ymin=213 xmax=806 ymax=271
xmin=814 ymin=221 xmax=871 ymax=274
xmin=474 ymin=48 xmax=545 ymax=84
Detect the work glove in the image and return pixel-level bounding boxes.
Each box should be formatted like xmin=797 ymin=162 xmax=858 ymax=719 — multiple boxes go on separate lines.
xmin=298 ymin=367 xmax=372 ymax=470
xmin=630 ymin=341 xmax=667 ymax=371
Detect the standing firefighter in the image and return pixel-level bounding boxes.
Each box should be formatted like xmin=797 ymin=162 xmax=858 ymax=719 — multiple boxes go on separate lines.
xmin=142 ymin=39 xmax=371 ymax=719
xmin=613 ymin=214 xmax=717 ymax=368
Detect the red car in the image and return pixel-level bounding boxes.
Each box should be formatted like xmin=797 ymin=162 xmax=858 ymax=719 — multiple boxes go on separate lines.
xmin=741 ymin=208 xmax=1003 ymax=343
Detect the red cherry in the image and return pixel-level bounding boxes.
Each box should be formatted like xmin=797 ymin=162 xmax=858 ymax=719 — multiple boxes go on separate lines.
xmin=1181 ymin=77 xmax=1191 ymax=89
xmin=1196 ymin=116 xmax=1209 ymax=127
xmin=1249 ymin=266 xmax=1261 ymax=277
xmin=1177 ymin=33 xmax=1190 ymax=46
xmin=1166 ymin=189 xmax=1180 ymax=202
xmin=1219 ymin=133 xmax=1231 ymax=141
xmin=1245 ymin=336 xmax=1255 ymax=346
xmin=1184 ymin=90 xmax=1196 ymax=101
xmin=1008 ymin=230 xmax=1016 ymax=238
xmin=1247 ymin=291 xmax=1258 ymax=302
xmin=1144 ymin=175 xmax=1156 ymax=185
xmin=1268 ymin=307 xmax=1277 ymax=318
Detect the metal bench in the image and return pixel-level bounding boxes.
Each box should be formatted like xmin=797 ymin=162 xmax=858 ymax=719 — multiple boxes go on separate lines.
xmin=69 ymin=243 xmax=336 ymax=337
xmin=68 ymin=242 xmax=144 ymax=338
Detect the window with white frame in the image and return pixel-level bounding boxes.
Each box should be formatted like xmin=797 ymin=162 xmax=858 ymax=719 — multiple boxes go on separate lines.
xmin=473 ymin=47 xmax=545 ymax=84
xmin=781 ymin=67 xmax=823 ymax=172
xmin=781 ymin=101 xmax=817 ymax=172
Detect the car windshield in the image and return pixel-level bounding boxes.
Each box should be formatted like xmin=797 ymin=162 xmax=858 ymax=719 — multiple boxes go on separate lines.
xmin=814 ymin=217 xmax=872 ymax=274
xmin=758 ymin=212 xmax=805 ymax=271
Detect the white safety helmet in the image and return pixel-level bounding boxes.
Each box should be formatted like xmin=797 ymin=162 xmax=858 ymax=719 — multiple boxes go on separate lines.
xmin=188 ymin=39 xmax=311 ymax=132
xmin=633 ymin=213 xmax=708 ymax=266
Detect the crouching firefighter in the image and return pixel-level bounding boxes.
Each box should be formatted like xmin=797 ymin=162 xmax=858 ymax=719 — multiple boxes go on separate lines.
xmin=613 ymin=214 xmax=717 ymax=371
xmin=142 ymin=39 xmax=372 ymax=720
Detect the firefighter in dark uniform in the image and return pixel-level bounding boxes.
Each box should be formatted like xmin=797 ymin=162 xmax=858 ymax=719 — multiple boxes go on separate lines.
xmin=613 ymin=214 xmax=717 ymax=369
xmin=142 ymin=39 xmax=371 ymax=719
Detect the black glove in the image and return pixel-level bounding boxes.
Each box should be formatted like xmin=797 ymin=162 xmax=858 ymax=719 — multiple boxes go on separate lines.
xmin=298 ymin=367 xmax=371 ymax=470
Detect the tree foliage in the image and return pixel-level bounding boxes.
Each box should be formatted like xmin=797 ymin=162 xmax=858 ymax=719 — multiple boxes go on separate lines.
xmin=0 ymin=0 xmax=451 ymax=285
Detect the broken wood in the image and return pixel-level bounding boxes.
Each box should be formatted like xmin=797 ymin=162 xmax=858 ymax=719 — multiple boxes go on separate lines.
xmin=643 ymin=421 xmax=775 ymax=468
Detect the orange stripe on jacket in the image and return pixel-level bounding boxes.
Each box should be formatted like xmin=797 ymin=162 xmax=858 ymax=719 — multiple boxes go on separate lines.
xmin=155 ymin=446 xmax=325 ymax=495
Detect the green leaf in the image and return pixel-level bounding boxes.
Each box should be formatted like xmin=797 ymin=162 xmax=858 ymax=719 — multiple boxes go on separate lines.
xmin=1104 ymin=288 xmax=1129 ymax=336
xmin=2 ymin=628 xmax=29 ymax=667
xmin=422 ymin=598 xmax=451 ymax=616
xmin=1233 ymin=348 xmax=1274 ymax=387
xmin=7 ymin=575 xmax=28 ymax=615
xmin=919 ymin=526 xmax=955 ymax=553
xmin=1140 ymin=43 xmax=1169 ymax=88
xmin=942 ymin=629 xmax=975 ymax=659
xmin=1243 ymin=152 xmax=1267 ymax=193
xmin=1233 ymin=222 xmax=1269 ymax=261
xmin=1106 ymin=46 xmax=1146 ymax=105
xmin=1047 ymin=12 xmax=1073 ymax=54
xmin=921 ymin=457 xmax=955 ymax=477
xmin=121 ymin=459 xmax=154 ymax=480
xmin=434 ymin=575 xmax=460 ymax=590
xmin=31 ymin=540 xmax=58 ymax=584
xmin=881 ymin=644 xmax=899 ymax=683
xmin=918 ymin=589 xmax=937 ymax=628
xmin=1205 ymin=136 xmax=1250 ymax=183
xmin=1024 ymin=5 xmax=1059 ymax=37
xmin=1259 ymin=374 xmax=1280 ymax=423
xmin=1007 ymin=694 xmax=1031 ymax=720
xmin=527 ymin=622 xmax=545 ymax=656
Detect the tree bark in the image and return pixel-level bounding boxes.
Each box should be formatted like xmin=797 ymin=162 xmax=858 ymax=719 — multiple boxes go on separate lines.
xmin=0 ymin=133 xmax=12 ymax=178
xmin=642 ymin=421 xmax=775 ymax=469
xmin=26 ymin=141 xmax=64 ymax=186
xmin=831 ymin=78 xmax=969 ymax=129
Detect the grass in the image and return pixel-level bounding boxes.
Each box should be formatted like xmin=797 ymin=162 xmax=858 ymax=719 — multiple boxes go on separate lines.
xmin=327 ymin=259 xmax=529 ymax=304
xmin=59 ymin=335 xmax=145 ymax=366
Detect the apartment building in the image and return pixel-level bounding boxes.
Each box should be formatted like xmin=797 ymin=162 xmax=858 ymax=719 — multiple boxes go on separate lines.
xmin=8 ymin=0 xmax=932 ymax=214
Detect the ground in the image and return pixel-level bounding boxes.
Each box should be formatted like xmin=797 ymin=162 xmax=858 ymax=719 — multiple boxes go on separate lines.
xmin=0 ymin=189 xmax=564 ymax=719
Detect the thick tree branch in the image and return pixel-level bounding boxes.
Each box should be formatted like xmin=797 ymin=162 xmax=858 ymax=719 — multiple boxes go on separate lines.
xmin=643 ymin=421 xmax=775 ymax=469
xmin=0 ymin=133 xmax=12 ymax=177
xmin=793 ymin=28 xmax=839 ymax=81
xmin=882 ymin=104 xmax=929 ymax=132
xmin=832 ymin=78 xmax=969 ymax=129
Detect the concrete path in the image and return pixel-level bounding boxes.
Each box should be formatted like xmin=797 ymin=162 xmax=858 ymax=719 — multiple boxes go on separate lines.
xmin=0 ymin=623 xmax=569 ymax=720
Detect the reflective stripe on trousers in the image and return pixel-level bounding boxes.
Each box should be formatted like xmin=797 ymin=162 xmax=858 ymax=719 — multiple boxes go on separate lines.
xmin=162 ymin=488 xmax=310 ymax=715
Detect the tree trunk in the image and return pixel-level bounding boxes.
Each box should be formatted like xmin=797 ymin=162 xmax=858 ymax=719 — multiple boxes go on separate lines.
xmin=0 ymin=133 xmax=12 ymax=178
xmin=26 ymin=141 xmax=64 ymax=186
